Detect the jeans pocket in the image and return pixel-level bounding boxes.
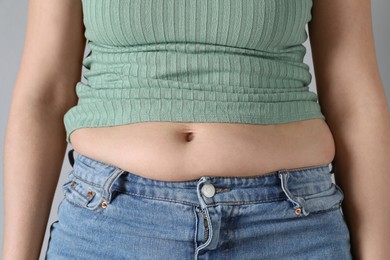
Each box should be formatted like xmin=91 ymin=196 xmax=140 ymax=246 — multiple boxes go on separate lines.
xmin=301 ymin=183 xmax=344 ymax=216
xmin=279 ymin=171 xmax=344 ymax=217
xmin=62 ymin=170 xmax=104 ymax=212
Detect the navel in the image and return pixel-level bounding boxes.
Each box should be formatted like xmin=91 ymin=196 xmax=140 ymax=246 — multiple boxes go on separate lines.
xmin=184 ymin=132 xmax=195 ymax=142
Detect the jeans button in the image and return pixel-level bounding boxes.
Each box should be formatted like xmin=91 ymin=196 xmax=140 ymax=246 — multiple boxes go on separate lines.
xmin=201 ymin=183 xmax=216 ymax=198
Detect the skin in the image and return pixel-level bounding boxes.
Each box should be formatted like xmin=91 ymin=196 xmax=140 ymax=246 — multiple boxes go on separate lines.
xmin=2 ymin=0 xmax=85 ymax=259
xmin=308 ymin=0 xmax=390 ymax=258
xmin=2 ymin=0 xmax=390 ymax=259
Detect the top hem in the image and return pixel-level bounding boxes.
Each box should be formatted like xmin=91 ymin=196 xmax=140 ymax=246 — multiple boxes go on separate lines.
xmin=64 ymin=111 xmax=326 ymax=145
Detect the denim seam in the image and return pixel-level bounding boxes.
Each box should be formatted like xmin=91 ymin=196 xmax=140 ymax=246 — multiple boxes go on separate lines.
xmin=202 ymin=164 xmax=329 ymax=179
xmin=304 ymin=205 xmax=341 ymax=216
xmin=70 ymin=169 xmax=331 ymax=191
xmin=112 ymin=188 xmax=286 ymax=207
xmin=44 ymin=220 xmax=59 ymax=260
xmin=285 ymin=163 xmax=330 ymax=172
xmin=63 ymin=194 xmax=88 ymax=209
xmin=71 ymin=173 xmax=110 ymax=190
xmin=63 ymin=195 xmax=105 ymax=212
xmin=193 ymin=206 xmax=199 ymax=255
xmin=77 ymin=155 xmax=117 ymax=168
xmin=68 ymin=176 xmax=334 ymax=198
xmin=112 ymin=190 xmax=199 ymax=207
xmin=67 ymin=185 xmax=91 ymax=202
xmin=70 ymin=163 xmax=329 ymax=187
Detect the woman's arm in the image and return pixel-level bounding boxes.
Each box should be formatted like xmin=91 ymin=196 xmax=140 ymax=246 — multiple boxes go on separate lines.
xmin=2 ymin=0 xmax=86 ymax=259
xmin=308 ymin=0 xmax=390 ymax=259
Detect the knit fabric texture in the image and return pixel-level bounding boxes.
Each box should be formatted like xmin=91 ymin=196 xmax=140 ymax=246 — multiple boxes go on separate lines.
xmin=63 ymin=0 xmax=325 ymax=144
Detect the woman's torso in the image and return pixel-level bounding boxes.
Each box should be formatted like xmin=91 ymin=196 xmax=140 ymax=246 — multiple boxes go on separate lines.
xmin=69 ymin=119 xmax=335 ymax=182
xmin=67 ymin=0 xmax=335 ymax=181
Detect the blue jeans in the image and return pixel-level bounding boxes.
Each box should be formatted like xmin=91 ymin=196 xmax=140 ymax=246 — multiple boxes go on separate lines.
xmin=45 ymin=150 xmax=352 ymax=260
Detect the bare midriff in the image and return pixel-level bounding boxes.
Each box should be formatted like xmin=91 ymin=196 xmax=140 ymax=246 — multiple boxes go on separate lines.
xmin=69 ymin=118 xmax=335 ymax=182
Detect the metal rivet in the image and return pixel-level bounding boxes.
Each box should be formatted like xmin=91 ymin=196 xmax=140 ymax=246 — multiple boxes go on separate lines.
xmin=101 ymin=201 xmax=108 ymax=208
xmin=71 ymin=181 xmax=76 ymax=187
xmin=295 ymin=208 xmax=302 ymax=216
xmin=87 ymin=191 xmax=95 ymax=197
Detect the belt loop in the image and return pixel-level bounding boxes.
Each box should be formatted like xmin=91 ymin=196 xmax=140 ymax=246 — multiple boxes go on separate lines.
xmin=196 ymin=177 xmax=211 ymax=210
xmin=68 ymin=149 xmax=75 ymax=168
xmin=278 ymin=169 xmax=309 ymax=216
xmin=101 ymin=168 xmax=126 ymax=204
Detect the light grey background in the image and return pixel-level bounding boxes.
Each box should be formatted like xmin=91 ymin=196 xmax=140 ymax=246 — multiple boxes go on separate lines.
xmin=1 ymin=1 xmax=389 ymax=259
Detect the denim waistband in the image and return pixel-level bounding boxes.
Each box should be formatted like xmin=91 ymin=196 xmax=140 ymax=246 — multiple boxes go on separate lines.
xmin=67 ymin=149 xmax=334 ymax=209
xmin=62 ymin=149 xmax=342 ymax=258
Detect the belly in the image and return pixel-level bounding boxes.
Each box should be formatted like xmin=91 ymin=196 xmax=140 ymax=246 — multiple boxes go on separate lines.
xmin=69 ymin=119 xmax=335 ymax=181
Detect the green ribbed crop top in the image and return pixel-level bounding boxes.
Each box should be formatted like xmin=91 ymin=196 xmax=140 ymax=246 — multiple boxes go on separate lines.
xmin=63 ymin=0 xmax=325 ymax=144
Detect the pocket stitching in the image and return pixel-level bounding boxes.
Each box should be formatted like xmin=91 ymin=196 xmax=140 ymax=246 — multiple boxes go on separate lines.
xmin=62 ymin=179 xmax=98 ymax=210
xmin=299 ymin=184 xmax=344 ymax=216
xmin=306 ymin=204 xmax=341 ymax=216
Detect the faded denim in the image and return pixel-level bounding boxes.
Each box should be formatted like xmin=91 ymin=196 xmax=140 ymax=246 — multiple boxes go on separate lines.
xmin=45 ymin=150 xmax=352 ymax=260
